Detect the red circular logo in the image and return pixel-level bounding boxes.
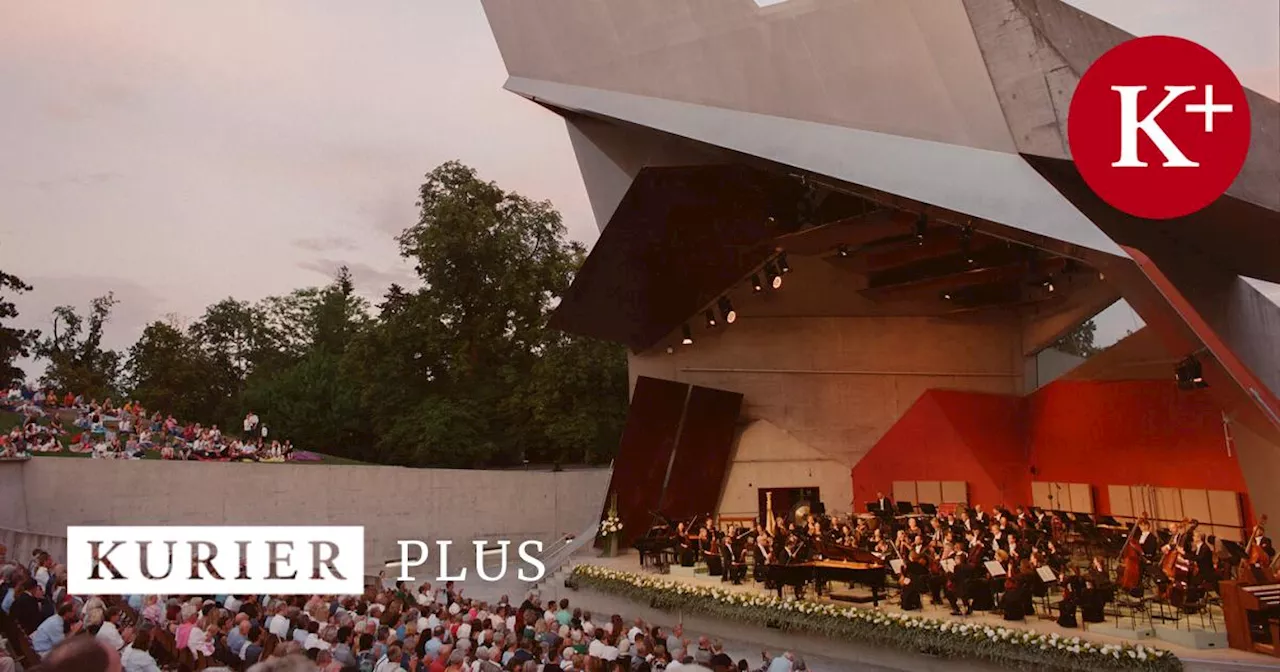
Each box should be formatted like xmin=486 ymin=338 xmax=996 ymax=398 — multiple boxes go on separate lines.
xmin=1068 ymin=36 xmax=1250 ymax=220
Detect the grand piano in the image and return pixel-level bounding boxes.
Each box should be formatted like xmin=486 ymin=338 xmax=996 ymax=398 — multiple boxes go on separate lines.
xmin=1221 ymin=580 xmax=1280 ymax=657
xmin=633 ymin=512 xmax=678 ymax=569
xmin=765 ymin=538 xmax=888 ymax=606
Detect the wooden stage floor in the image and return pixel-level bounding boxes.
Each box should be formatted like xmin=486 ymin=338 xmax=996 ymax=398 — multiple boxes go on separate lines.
xmin=586 ymin=552 xmax=1280 ymax=670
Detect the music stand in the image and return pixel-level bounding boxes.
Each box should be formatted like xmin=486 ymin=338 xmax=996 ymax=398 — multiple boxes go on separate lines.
xmin=918 ymin=503 xmax=938 ymax=516
xmin=896 ymin=501 xmax=915 ymax=515
xmin=1053 ymin=510 xmax=1071 ymax=523
xmin=1074 ymin=513 xmax=1095 ymax=526
xmin=865 ymin=503 xmax=877 ymax=514
xmin=1221 ymin=539 xmax=1247 ymax=563
xmin=1096 ymin=515 xmax=1121 ymax=527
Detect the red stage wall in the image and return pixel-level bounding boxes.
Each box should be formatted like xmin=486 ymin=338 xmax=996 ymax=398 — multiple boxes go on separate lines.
xmin=1027 ymin=379 xmax=1250 ymax=519
xmin=852 ymin=380 xmax=1251 ymax=521
xmin=851 ymin=389 xmax=1029 ymax=510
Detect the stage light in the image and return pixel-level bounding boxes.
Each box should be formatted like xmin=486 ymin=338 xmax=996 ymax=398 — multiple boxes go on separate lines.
xmin=1175 ymin=355 xmax=1207 ymax=390
xmin=765 ymin=263 xmax=783 ymax=289
xmin=751 ymin=274 xmax=764 ymax=293
xmin=777 ymin=252 xmax=791 ymax=274
xmin=915 ymin=214 xmax=927 ymax=245
xmin=704 ymin=309 xmax=717 ymax=328
xmin=836 ymin=245 xmax=850 ymax=258
xmin=1043 ymin=277 xmax=1055 ymax=293
xmin=681 ymin=324 xmax=694 ymax=345
xmin=718 ymin=297 xmax=737 ymax=324
xmin=1099 ymin=272 xmax=1106 ymax=281
xmin=942 ymin=292 xmax=952 ymax=301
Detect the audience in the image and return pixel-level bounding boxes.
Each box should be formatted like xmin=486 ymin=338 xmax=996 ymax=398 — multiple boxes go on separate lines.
xmin=0 ymin=544 xmax=811 ymax=672
xmin=1 ymin=384 xmax=297 ymax=462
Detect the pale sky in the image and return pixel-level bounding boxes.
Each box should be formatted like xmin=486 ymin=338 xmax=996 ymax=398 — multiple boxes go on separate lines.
xmin=1 ymin=0 xmax=1277 ymax=378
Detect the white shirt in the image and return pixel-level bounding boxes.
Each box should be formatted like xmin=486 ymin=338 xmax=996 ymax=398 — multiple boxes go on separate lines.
xmin=224 ymin=596 xmax=242 ymax=612
xmin=305 ymin=633 xmax=330 ymax=651
xmin=374 ymin=657 xmax=402 ymax=672
xmin=268 ymin=614 xmax=290 ymax=639
xmin=121 ymin=647 xmax=162 ymax=672
xmin=97 ymin=621 xmax=125 ymax=651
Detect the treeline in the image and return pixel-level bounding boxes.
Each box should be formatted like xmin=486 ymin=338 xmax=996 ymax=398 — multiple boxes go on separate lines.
xmin=0 ymin=162 xmax=629 ymax=468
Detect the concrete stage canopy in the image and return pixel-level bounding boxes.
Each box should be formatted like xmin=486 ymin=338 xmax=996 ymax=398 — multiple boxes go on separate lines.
xmin=481 ymin=0 xmax=1280 ymax=526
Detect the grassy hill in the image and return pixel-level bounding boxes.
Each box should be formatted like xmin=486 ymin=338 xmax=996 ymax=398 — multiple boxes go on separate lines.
xmin=0 ymin=409 xmax=369 ymax=466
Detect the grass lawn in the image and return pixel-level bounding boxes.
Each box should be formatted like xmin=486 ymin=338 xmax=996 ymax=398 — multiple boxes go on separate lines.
xmin=0 ymin=409 xmax=370 ymax=466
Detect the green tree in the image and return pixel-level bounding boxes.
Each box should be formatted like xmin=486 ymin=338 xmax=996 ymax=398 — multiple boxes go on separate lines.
xmin=0 ymin=271 xmax=38 ymax=385
xmin=1053 ymin=319 xmax=1102 ymax=357
xmin=33 ymin=293 xmax=122 ymax=398
xmin=342 ymin=160 xmax=626 ymax=467
xmin=125 ymin=320 xmax=219 ymax=422
xmin=241 ymin=267 xmax=371 ymax=452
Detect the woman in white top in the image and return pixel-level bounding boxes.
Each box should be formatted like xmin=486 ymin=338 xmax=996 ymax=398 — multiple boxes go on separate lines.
xmin=120 ymin=631 xmax=161 ymax=672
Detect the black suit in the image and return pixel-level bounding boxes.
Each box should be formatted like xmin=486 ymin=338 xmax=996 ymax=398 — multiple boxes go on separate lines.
xmin=875 ymin=498 xmax=892 ymax=513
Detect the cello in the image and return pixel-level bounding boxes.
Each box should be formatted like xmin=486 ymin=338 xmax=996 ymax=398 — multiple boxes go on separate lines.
xmin=1118 ymin=512 xmax=1148 ymax=594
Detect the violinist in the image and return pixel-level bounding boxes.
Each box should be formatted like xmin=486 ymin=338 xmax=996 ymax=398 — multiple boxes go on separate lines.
xmin=1081 ymin=555 xmax=1110 ymax=624
xmin=900 ymin=551 xmax=929 ymax=611
xmin=946 ymin=540 xmax=971 ymax=616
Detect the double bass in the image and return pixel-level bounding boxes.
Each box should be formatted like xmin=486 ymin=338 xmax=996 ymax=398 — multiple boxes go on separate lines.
xmin=1162 ymin=519 xmax=1199 ymax=607
xmin=1240 ymin=514 xmax=1275 ymax=583
xmin=1118 ymin=512 xmax=1148 ymax=593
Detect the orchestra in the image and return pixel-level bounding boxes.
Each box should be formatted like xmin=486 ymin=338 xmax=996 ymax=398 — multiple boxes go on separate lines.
xmin=633 ymin=498 xmax=1277 ymax=628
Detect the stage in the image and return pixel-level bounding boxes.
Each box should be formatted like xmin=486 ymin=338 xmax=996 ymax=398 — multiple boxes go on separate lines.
xmin=564 ymin=551 xmax=1280 ymax=672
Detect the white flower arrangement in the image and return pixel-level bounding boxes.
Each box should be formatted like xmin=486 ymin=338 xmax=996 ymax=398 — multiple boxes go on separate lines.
xmin=600 ymin=514 xmax=624 ymax=537
xmin=567 ymin=565 xmax=1182 ymax=672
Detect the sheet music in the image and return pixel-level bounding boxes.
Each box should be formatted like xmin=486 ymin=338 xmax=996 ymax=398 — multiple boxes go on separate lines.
xmin=889 ymin=558 xmax=905 ymax=574
xmin=1036 ymin=566 xmax=1057 ymax=583
xmin=984 ymin=560 xmax=1007 ymax=577
xmin=941 ymin=559 xmax=956 ymax=573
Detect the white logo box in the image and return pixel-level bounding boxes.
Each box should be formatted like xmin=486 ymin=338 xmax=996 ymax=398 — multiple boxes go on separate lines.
xmin=67 ymin=526 xmax=365 ymax=595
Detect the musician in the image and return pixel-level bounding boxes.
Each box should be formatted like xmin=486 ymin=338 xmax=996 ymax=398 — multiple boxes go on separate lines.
xmin=973 ymin=505 xmax=989 ymax=526
xmin=872 ymin=492 xmax=893 ymax=514
xmin=900 ymin=552 xmax=929 ymax=611
xmin=1136 ymin=519 xmax=1159 ymax=559
xmin=1081 ymin=555 xmax=1111 ymax=623
xmin=753 ymin=534 xmax=772 ymax=583
xmin=1034 ymin=508 xmax=1053 ymax=534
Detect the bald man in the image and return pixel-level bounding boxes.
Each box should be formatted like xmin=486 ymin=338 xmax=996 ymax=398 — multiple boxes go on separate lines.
xmin=41 ymin=635 xmax=122 ymax=672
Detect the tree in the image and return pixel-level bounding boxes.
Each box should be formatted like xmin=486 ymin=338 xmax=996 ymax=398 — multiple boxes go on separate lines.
xmin=125 ymin=320 xmax=219 ymax=422
xmin=1053 ymin=319 xmax=1102 ymax=357
xmin=33 ymin=293 xmax=122 ymax=398
xmin=0 ymin=271 xmax=38 ymax=385
xmin=340 ymin=160 xmax=626 ymax=467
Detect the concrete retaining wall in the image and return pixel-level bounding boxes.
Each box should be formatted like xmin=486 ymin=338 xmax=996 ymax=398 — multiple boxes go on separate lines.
xmin=0 ymin=459 xmax=610 ymax=580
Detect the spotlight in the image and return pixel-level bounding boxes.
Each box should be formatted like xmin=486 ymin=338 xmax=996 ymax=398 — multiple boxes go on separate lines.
xmin=704 ymin=309 xmax=717 ymax=328
xmin=751 ymin=274 xmax=764 ymax=293
xmin=915 ymin=213 xmax=927 ymax=245
xmin=681 ymin=324 xmax=694 ymax=346
xmin=1175 ymin=355 xmax=1208 ymax=390
xmin=942 ymin=292 xmax=952 ymax=301
xmin=777 ymin=252 xmax=791 ymax=274
xmin=1098 ymin=272 xmax=1106 ymax=281
xmin=836 ymin=245 xmax=850 ymax=258
xmin=1043 ymin=277 xmax=1055 ymax=293
xmin=765 ymin=263 xmax=783 ymax=289
xmin=718 ymin=297 xmax=737 ymax=324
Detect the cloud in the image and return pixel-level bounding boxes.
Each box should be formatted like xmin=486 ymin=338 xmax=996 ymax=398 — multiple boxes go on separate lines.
xmin=292 ymin=236 xmax=361 ymax=253
xmin=296 ymin=258 xmax=417 ymax=297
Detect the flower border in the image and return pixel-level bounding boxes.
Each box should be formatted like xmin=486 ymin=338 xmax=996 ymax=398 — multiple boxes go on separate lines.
xmin=567 ymin=565 xmax=1181 ymax=672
